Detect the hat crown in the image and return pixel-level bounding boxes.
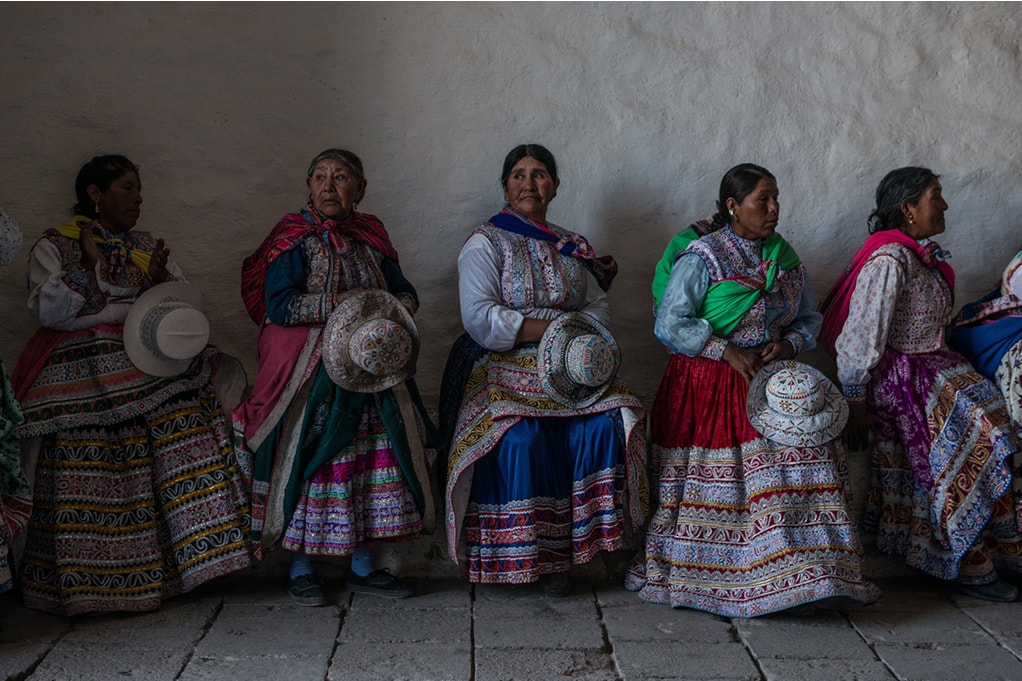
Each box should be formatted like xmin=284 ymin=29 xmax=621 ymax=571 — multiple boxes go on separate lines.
xmin=347 ymin=318 xmax=414 ymax=377
xmin=564 ymin=334 xmax=615 ymax=387
xmin=764 ymin=368 xmax=825 ymax=417
xmin=139 ymin=301 xmax=210 ymax=362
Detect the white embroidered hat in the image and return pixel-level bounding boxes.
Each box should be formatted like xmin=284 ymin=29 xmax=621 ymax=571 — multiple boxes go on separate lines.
xmin=537 ymin=312 xmax=621 ymax=409
xmin=746 ymin=360 xmax=849 ymax=448
xmin=322 ymin=288 xmax=419 ymax=394
xmin=124 ymin=282 xmax=211 ymax=377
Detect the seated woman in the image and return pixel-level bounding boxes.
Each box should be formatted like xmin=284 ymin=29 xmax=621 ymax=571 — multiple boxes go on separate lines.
xmin=234 ymin=148 xmax=436 ymax=606
xmin=12 ymin=155 xmax=251 ymax=616
xmin=0 ymin=208 xmax=30 ymax=596
xmin=440 ymin=144 xmax=648 ymax=597
xmin=650 ymin=216 xmax=716 ymax=314
xmin=951 ymin=249 xmax=1022 ymax=429
xmin=819 ymin=166 xmax=1022 ymax=602
xmin=626 ymin=163 xmax=879 ymax=617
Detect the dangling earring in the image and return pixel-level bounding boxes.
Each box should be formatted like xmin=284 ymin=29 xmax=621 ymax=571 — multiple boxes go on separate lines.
xmin=94 ymin=202 xmax=100 ymax=216
xmin=908 ymin=216 xmax=914 ymax=225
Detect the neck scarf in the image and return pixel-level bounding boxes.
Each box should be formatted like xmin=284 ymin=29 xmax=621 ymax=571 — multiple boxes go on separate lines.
xmin=53 ymin=216 xmax=152 ymax=281
xmin=487 ymin=207 xmax=618 ymax=292
xmin=698 ymin=230 xmax=801 ymax=336
xmin=241 ymin=205 xmax=398 ymax=324
xmin=818 ymin=229 xmax=955 ymax=356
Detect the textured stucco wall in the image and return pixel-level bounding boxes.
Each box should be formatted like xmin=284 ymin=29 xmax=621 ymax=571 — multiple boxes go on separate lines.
xmin=1 ymin=2 xmax=1020 ymax=408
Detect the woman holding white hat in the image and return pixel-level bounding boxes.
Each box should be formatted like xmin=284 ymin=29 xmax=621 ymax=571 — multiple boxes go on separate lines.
xmin=234 ymin=148 xmax=436 ymax=606
xmin=440 ymin=144 xmax=648 ymax=597
xmin=12 ymin=156 xmax=251 ymax=616
xmin=627 ymin=163 xmax=879 ymax=617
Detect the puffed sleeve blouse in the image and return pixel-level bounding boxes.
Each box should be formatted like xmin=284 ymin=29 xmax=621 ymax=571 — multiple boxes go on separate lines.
xmin=458 ymin=232 xmax=609 ymax=352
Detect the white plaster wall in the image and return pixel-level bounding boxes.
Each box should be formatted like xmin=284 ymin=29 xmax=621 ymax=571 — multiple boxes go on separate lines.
xmin=1 ymin=2 xmax=1021 ymax=409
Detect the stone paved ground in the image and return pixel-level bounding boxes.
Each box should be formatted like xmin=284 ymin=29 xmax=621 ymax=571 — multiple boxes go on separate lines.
xmin=4 ymin=549 xmax=1022 ymax=681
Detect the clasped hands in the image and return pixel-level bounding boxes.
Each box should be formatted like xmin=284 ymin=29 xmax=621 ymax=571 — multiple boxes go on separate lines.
xmin=722 ymin=340 xmax=794 ymax=383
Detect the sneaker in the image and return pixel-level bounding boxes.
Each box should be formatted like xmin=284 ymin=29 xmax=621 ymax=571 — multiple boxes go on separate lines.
xmin=955 ymin=580 xmax=1018 ymax=603
xmin=289 ymin=574 xmax=327 ymax=607
xmin=345 ymin=568 xmax=413 ymax=599
xmin=541 ymin=572 xmax=571 ymax=598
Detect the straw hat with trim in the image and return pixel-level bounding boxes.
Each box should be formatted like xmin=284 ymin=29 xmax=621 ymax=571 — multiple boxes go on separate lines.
xmin=322 ymin=288 xmax=419 ymax=394
xmin=747 ymin=360 xmax=849 ymax=448
xmin=124 ymin=282 xmax=211 ymax=377
xmin=537 ymin=312 xmax=621 ymax=409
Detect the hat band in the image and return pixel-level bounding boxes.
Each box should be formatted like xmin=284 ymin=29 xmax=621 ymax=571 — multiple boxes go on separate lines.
xmin=140 ymin=302 xmax=189 ymax=361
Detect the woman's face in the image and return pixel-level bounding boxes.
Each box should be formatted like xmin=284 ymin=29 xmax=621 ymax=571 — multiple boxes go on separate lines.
xmin=91 ymin=171 xmax=143 ymax=233
xmin=728 ymin=177 xmax=779 ymax=241
xmin=503 ymin=156 xmax=559 ymax=223
xmin=307 ymin=158 xmax=366 ymax=219
xmin=902 ymin=180 xmax=947 ymax=240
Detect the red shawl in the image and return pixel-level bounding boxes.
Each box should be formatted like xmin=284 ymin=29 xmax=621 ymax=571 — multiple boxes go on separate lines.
xmin=240 ymin=205 xmax=398 ymax=324
xmin=818 ymin=229 xmax=955 ymax=356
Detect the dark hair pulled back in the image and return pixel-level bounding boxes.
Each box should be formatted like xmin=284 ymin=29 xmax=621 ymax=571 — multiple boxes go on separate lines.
xmin=500 ymin=144 xmax=558 ymax=187
xmin=711 ymin=163 xmax=776 ymax=229
xmin=73 ymin=155 xmax=139 ymax=218
xmin=306 ymin=148 xmax=365 ymax=179
xmin=867 ymin=166 xmax=940 ymax=234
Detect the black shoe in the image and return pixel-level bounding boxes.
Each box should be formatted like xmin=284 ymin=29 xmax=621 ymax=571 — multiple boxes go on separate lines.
xmin=955 ymin=579 xmax=1018 ymax=602
xmin=289 ymin=574 xmax=327 ymax=607
xmin=541 ymin=572 xmax=571 ymax=598
xmin=345 ymin=568 xmax=413 ymax=599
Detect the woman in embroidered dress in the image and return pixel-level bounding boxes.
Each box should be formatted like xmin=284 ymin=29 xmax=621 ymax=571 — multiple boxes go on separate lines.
xmin=233 ymin=148 xmax=436 ymax=606
xmin=819 ymin=167 xmax=1022 ymax=602
xmin=625 ymin=163 xmax=879 ymax=617
xmin=12 ymin=155 xmax=251 ymax=616
xmin=951 ymin=250 xmax=1022 ymax=431
xmin=0 ymin=208 xmax=31 ymax=597
xmin=439 ymin=144 xmax=648 ymax=597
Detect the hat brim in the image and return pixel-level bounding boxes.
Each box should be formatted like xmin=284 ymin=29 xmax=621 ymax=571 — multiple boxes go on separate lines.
xmin=537 ymin=311 xmax=621 ymax=409
xmin=322 ymin=289 xmax=419 ymax=393
xmin=746 ymin=360 xmax=849 ymax=448
xmin=123 ymin=282 xmax=208 ymax=377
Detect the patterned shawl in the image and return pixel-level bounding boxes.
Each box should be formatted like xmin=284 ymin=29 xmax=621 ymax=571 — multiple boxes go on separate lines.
xmin=240 ymin=205 xmax=399 ymax=324
xmin=818 ymin=229 xmax=955 ymax=357
xmin=488 ymin=207 xmax=618 ymax=292
xmin=51 ymin=216 xmax=154 ymax=280
xmin=697 ymin=231 xmax=801 ymax=337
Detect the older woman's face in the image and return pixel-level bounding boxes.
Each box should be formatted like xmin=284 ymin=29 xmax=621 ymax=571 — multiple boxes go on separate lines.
xmin=902 ymin=180 xmax=947 ymax=240
xmin=728 ymin=177 xmax=779 ymax=241
xmin=503 ymin=156 xmax=559 ymax=223
xmin=91 ymin=171 xmax=143 ymax=234
xmin=307 ymin=159 xmax=366 ymax=219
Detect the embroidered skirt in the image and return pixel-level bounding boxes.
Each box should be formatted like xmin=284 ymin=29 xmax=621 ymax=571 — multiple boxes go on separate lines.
xmin=465 ymin=412 xmax=627 ymax=583
xmin=1 ymin=361 xmax=30 ymax=593
xmin=625 ymin=354 xmax=879 ymax=617
xmin=864 ymin=347 xmax=1022 ymax=583
xmin=282 ymin=399 xmax=423 ymax=555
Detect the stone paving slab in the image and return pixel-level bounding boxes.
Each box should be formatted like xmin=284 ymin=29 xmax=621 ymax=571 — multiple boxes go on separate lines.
xmin=193 ymin=601 xmax=341 ymax=658
xmin=735 ymin=611 xmax=877 ymax=660
xmin=873 ymin=642 xmax=1022 ymax=681
xmin=475 ymin=647 xmax=618 ymax=681
xmin=849 ymin=608 xmax=996 ymax=645
xmin=340 ymin=604 xmax=471 ymax=643
xmin=328 ymin=640 xmax=472 ymax=681
xmin=614 ymin=640 xmax=761 ymax=680
xmin=601 ymin=602 xmax=736 ymax=643
xmin=178 ymin=654 xmax=331 ymax=681
xmin=758 ymin=658 xmax=896 ymax=681
xmin=25 ymin=641 xmax=192 ymax=681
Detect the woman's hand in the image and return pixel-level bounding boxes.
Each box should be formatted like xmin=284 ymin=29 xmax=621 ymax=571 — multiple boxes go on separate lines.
xmin=148 ymin=238 xmax=171 ymax=283
xmin=843 ymin=402 xmax=873 ymax=451
xmin=759 ymin=340 xmax=795 ymax=364
xmin=78 ymin=220 xmax=101 ymax=271
xmin=723 ymin=343 xmax=764 ymax=383
xmin=515 ymin=318 xmax=552 ymax=344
